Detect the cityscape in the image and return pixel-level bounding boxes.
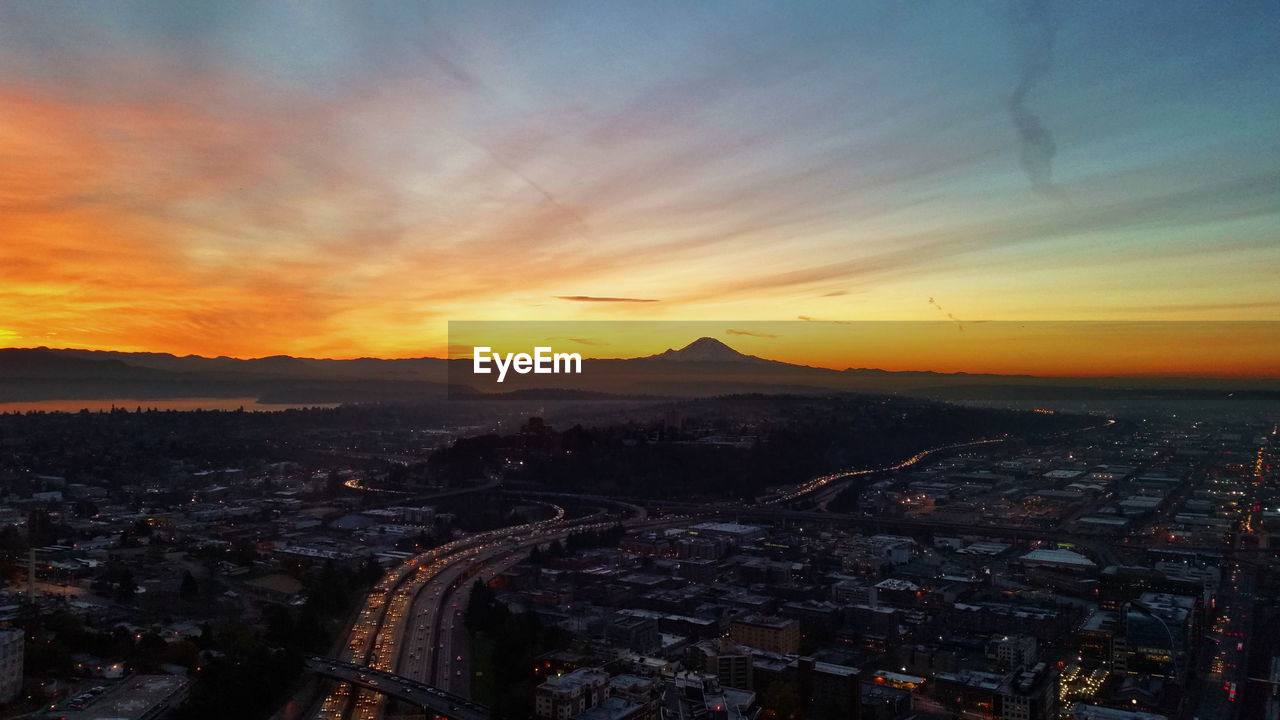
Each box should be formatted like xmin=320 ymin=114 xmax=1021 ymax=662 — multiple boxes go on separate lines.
xmin=1 ymin=3 xmax=1279 ymax=720
xmin=0 ymin=345 xmax=1276 ymax=720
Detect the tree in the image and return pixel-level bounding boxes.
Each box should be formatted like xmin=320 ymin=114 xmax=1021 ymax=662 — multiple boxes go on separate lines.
xmin=465 ymin=580 xmax=508 ymax=634
xmin=180 ymin=571 xmax=199 ymax=600
xmin=762 ymin=681 xmax=802 ymax=720
xmin=165 ymin=639 xmax=200 ymax=669
xmin=324 ymin=469 xmax=345 ymax=497
xmin=359 ymin=556 xmax=383 ymax=586
xmin=130 ymin=632 xmax=168 ymax=673
xmin=117 ymin=569 xmax=136 ymax=601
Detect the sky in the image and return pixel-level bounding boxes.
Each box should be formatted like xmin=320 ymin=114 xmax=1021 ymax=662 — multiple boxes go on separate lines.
xmin=1 ymin=1 xmax=1278 ymax=364
xmin=446 ymin=321 xmax=1280 ymax=378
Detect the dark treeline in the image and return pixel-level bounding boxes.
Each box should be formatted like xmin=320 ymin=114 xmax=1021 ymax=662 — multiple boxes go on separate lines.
xmin=464 ymin=580 xmax=568 ymax=720
xmin=428 ymin=394 xmax=1094 ymax=500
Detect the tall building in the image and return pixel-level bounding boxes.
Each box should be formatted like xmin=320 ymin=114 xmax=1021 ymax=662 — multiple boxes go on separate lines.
xmin=0 ymin=629 xmax=22 ymax=704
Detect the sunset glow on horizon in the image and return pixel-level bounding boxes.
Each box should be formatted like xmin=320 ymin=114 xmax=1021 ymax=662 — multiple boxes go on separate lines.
xmin=2 ymin=2 xmax=1278 ymax=373
xmin=446 ymin=321 xmax=1280 ymax=380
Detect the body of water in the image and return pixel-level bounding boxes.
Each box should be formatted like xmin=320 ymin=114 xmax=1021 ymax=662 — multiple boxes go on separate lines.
xmin=0 ymin=397 xmax=341 ymax=413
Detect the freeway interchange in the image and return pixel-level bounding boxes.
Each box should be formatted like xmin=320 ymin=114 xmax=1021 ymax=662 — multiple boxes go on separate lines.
xmin=306 ymin=498 xmax=699 ymax=720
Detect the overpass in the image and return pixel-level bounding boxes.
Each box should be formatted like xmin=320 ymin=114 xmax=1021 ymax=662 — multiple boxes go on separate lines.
xmin=305 ymin=656 xmax=490 ymax=720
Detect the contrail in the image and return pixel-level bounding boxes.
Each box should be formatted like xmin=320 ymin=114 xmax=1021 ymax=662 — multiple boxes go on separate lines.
xmin=928 ymin=297 xmax=965 ymax=332
xmin=460 ymin=134 xmax=595 ymax=238
xmin=417 ymin=42 xmax=596 ymax=239
xmin=1007 ymin=0 xmax=1058 ymax=195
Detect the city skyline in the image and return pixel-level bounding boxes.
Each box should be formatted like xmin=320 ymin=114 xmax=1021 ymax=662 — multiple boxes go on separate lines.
xmin=1 ymin=1 xmax=1278 ymax=363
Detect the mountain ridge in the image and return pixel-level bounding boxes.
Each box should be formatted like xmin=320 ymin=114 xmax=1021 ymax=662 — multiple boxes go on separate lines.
xmin=1 ymin=342 xmax=1276 ymax=407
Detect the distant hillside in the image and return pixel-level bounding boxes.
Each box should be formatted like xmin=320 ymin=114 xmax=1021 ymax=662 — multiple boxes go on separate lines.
xmin=1 ymin=339 xmax=1276 ymax=409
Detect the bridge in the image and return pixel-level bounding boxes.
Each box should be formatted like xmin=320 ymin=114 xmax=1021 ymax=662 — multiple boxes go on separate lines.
xmin=305 ymin=656 xmax=490 ymax=720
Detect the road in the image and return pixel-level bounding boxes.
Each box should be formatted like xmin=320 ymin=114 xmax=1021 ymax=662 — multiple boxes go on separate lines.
xmin=1193 ymin=563 xmax=1255 ymax=720
xmin=309 ymin=500 xmax=698 ymax=719
xmin=311 ymin=502 xmax=571 ymax=720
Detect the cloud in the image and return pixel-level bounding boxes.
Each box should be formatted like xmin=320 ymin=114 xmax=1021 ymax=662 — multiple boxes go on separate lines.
xmin=797 ymin=315 xmax=851 ymax=325
xmin=1006 ymin=0 xmax=1059 ymax=195
xmin=555 ymin=296 xmax=660 ymax=303
xmin=545 ymin=336 xmax=608 ymax=346
xmin=725 ymin=329 xmax=777 ymax=338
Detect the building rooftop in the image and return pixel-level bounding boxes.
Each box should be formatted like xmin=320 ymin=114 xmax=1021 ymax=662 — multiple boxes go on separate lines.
xmin=55 ymin=675 xmax=191 ymax=720
xmin=1020 ymin=548 xmax=1096 ymax=567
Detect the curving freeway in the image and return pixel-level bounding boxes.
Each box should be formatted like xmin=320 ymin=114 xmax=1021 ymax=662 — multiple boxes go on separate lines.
xmin=307 ymin=500 xmax=692 ymax=720
xmin=311 ymin=501 xmax=570 ymax=720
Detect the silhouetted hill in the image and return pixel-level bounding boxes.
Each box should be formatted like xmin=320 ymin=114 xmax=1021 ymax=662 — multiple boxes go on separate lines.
xmin=1 ymin=342 xmax=1276 ymax=408
xmin=0 ymin=348 xmax=155 ymax=378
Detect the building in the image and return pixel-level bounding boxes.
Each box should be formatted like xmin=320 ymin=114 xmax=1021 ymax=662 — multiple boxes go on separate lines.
xmin=573 ymin=697 xmax=648 ymax=720
xmin=1067 ymin=703 xmax=1168 ymax=720
xmin=1002 ymin=663 xmax=1057 ymax=720
xmin=535 ymin=668 xmax=611 ymax=720
xmin=729 ymin=615 xmax=801 ymax=655
xmin=787 ymin=657 xmax=860 ymax=720
xmin=990 ymin=635 xmax=1039 ymax=671
xmin=1098 ymin=564 xmax=1215 ymax=619
xmin=688 ymin=639 xmax=753 ymax=691
xmin=389 ymin=505 xmax=436 ymax=525
xmin=55 ymin=674 xmax=190 ymax=720
xmin=0 ymin=628 xmax=21 ymax=703
xmin=933 ymin=662 xmax=1056 ymax=720
xmin=608 ymin=675 xmax=658 ymax=720
xmin=1077 ymin=610 xmax=1119 ymax=661
xmin=607 ymin=612 xmax=660 ymax=653
xmin=1115 ymin=594 xmax=1195 ymax=680
xmin=688 ymin=522 xmax=767 ymax=545
xmin=662 ymin=672 xmax=760 ymax=720
xmin=838 ymin=536 xmax=916 ymax=575
xmin=1018 ymin=548 xmax=1096 ymax=573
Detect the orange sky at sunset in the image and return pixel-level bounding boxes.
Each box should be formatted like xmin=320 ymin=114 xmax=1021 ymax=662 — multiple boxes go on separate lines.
xmin=2 ymin=3 xmax=1278 ymax=374
xmin=447 ymin=321 xmax=1280 ymax=379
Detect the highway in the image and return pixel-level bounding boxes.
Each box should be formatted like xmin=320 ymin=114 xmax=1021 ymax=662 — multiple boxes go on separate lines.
xmin=757 ymin=435 xmax=1013 ymax=505
xmin=311 ymin=502 xmax=571 ymax=720
xmin=763 ymin=418 xmax=1119 ymax=507
xmin=308 ymin=500 xmax=697 ymax=720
